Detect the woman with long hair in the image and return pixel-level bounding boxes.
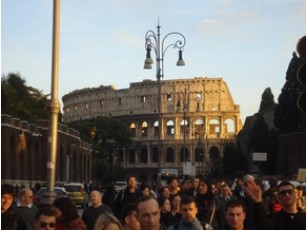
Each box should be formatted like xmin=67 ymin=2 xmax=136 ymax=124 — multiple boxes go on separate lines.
xmin=53 ymin=196 xmax=86 ymax=230
xmin=94 ymin=212 xmax=123 ymax=230
xmin=195 ymin=178 xmax=219 ymax=229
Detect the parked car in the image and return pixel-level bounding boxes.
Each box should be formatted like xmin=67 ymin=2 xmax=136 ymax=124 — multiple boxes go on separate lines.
xmin=114 ymin=181 xmax=127 ymax=194
xmin=64 ymin=183 xmax=88 ymax=208
xmin=34 ymin=187 xmax=68 ymax=204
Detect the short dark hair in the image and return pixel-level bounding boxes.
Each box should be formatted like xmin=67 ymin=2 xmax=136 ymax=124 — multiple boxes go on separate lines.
xmin=181 ymin=196 xmax=197 ymax=206
xmin=136 ymin=196 xmax=158 ymax=212
xmin=278 ymin=181 xmax=295 ymax=191
xmin=36 ymin=207 xmax=56 ymax=220
xmin=126 ymin=175 xmax=137 ymax=183
xmin=121 ymin=203 xmax=137 ymax=224
xmin=225 ymin=199 xmax=245 ymax=213
xmin=167 ymin=176 xmax=178 ymax=185
xmin=158 ymin=197 xmax=170 ymax=208
xmin=1 ymin=184 xmax=14 ymax=196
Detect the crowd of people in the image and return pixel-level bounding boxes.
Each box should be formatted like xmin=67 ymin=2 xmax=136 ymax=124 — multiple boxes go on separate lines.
xmin=1 ymin=174 xmax=306 ymax=230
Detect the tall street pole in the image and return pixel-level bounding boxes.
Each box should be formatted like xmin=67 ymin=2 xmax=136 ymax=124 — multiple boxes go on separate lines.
xmin=143 ymin=22 xmax=186 ymax=186
xmin=43 ymin=0 xmax=61 ymax=204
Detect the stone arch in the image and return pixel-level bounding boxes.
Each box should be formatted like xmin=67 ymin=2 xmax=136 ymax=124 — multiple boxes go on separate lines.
xmin=141 ymin=121 xmax=148 ymax=137
xmin=180 ymin=147 xmax=189 ymax=162
xmin=128 ymin=149 xmax=136 ymax=163
xmin=209 ymin=146 xmax=220 ymax=160
xmin=151 ymin=147 xmax=159 ymax=162
xmin=140 ymin=147 xmax=148 ymax=163
xmin=224 ymin=118 xmax=235 ymax=133
xmin=195 ymin=146 xmax=204 ymax=162
xmin=166 ymin=120 xmax=175 ymax=135
xmin=130 ymin=122 xmax=136 ymax=137
xmin=166 ymin=147 xmax=175 ymax=162
xmin=209 ymin=118 xmax=220 ymax=134
xmin=153 ymin=120 xmax=159 ymax=136
xmin=180 ymin=119 xmax=189 ymax=135
xmin=193 ymin=118 xmax=204 ymax=135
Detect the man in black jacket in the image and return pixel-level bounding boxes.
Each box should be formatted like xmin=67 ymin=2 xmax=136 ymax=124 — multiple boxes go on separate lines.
xmin=113 ymin=175 xmax=142 ymax=218
xmin=245 ymin=180 xmax=305 ymax=230
xmin=1 ymin=184 xmax=25 ymax=230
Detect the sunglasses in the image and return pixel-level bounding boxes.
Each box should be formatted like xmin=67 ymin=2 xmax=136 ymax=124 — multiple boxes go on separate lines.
xmin=278 ymin=189 xmax=295 ymax=196
xmin=39 ymin=222 xmax=56 ymax=228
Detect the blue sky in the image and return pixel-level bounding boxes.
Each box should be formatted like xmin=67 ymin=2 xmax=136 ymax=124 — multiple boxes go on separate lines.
xmin=2 ymin=0 xmax=306 ymax=123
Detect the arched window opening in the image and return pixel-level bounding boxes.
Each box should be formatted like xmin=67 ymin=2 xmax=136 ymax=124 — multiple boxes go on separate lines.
xmin=140 ymin=148 xmax=148 ymax=163
xmin=152 ymin=147 xmax=159 ymax=162
xmin=130 ymin=123 xmax=136 ymax=137
xmin=194 ymin=119 xmax=204 ymax=135
xmin=166 ymin=147 xmax=175 ymax=162
xmin=166 ymin=120 xmax=175 ymax=135
xmin=129 ymin=149 xmax=136 ymax=164
xmin=154 ymin=121 xmax=159 ymax=136
xmin=141 ymin=121 xmax=148 ymax=137
xmin=180 ymin=119 xmax=189 ymax=135
xmin=195 ymin=147 xmax=204 ymax=162
xmin=209 ymin=119 xmax=220 ymax=134
xmin=224 ymin=118 xmax=235 ymax=133
xmin=180 ymin=147 xmax=189 ymax=162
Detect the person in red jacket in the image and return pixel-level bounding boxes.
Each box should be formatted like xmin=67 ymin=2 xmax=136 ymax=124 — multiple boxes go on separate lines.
xmin=53 ymin=197 xmax=86 ymax=230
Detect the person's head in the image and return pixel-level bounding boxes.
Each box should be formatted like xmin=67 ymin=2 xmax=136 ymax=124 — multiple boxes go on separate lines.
xmin=180 ymin=196 xmax=198 ymax=223
xmin=121 ymin=204 xmax=141 ymax=230
xmin=277 ymin=181 xmax=298 ymax=209
xmin=160 ymin=186 xmax=170 ymax=198
xmin=243 ymin=174 xmax=254 ymax=185
xmin=136 ymin=196 xmax=161 ymax=230
xmin=192 ymin=177 xmax=200 ymax=189
xmin=158 ymin=197 xmax=171 ymax=213
xmin=236 ymin=178 xmax=244 ymax=187
xmin=126 ymin=175 xmax=138 ymax=190
xmin=198 ymin=178 xmax=214 ymax=198
xmin=1 ymin=184 xmax=15 ymax=213
xmin=170 ymin=194 xmax=181 ymax=210
xmin=269 ymin=177 xmax=279 ymax=188
xmin=167 ymin=177 xmax=179 ymax=190
xmin=220 ymin=184 xmax=232 ymax=198
xmin=35 ymin=207 xmax=57 ymax=230
xmin=296 ymin=186 xmax=304 ymax=197
xmin=53 ymin=197 xmax=79 ymax=226
xmin=18 ymin=188 xmax=34 ymax=206
xmin=94 ymin=212 xmax=123 ymax=230
xmin=90 ymin=190 xmax=103 ymax=207
xmin=225 ymin=199 xmax=246 ymax=230
xmin=140 ymin=184 xmax=151 ymax=197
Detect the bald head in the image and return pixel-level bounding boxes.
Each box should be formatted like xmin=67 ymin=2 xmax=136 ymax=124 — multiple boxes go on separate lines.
xmin=90 ymin=190 xmax=102 ymax=207
xmin=19 ymin=188 xmax=34 ymax=207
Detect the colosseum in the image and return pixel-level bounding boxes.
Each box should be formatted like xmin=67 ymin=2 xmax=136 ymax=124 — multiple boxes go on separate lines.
xmin=62 ymin=77 xmax=242 ymax=184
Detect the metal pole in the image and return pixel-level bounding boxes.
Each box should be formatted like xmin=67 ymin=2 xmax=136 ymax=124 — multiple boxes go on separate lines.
xmin=144 ymin=23 xmax=186 ymax=187
xmin=156 ymin=24 xmax=162 ymax=186
xmin=43 ymin=0 xmax=61 ymax=204
xmin=183 ymin=88 xmax=187 ymax=181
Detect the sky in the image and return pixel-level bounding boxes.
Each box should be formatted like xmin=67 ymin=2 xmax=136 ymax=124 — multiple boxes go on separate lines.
xmin=2 ymin=0 xmax=306 ymax=123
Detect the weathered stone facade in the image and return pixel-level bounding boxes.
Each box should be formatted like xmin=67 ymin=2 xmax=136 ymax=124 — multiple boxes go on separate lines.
xmin=62 ymin=77 xmax=242 ymax=183
xmin=1 ymin=114 xmax=92 ymax=187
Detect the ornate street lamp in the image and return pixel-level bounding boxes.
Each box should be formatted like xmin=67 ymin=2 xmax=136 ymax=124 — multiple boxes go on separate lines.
xmin=143 ymin=22 xmax=186 ymax=184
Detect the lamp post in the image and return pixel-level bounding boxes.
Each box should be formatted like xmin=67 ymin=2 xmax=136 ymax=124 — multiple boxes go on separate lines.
xmin=43 ymin=0 xmax=61 ymax=204
xmin=143 ymin=22 xmax=186 ymax=185
xmin=182 ymin=88 xmax=187 ymax=180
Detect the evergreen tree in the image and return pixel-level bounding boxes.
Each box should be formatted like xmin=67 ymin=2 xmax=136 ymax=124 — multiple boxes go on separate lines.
xmin=1 ymin=73 xmax=49 ymax=122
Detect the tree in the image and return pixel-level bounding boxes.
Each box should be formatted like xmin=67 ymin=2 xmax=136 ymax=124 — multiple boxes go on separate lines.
xmin=69 ymin=117 xmax=132 ymax=184
xmin=1 ymin=73 xmax=49 ymax=122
